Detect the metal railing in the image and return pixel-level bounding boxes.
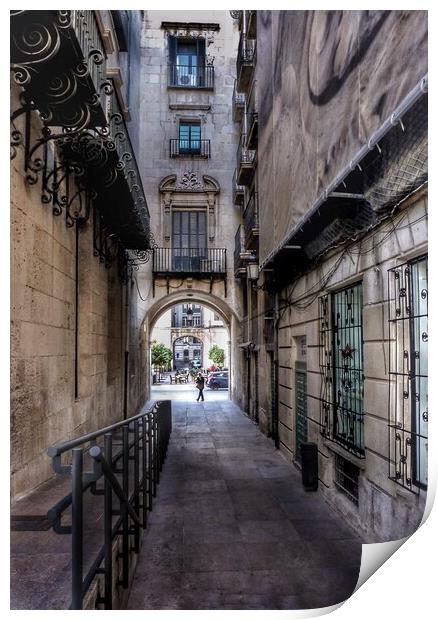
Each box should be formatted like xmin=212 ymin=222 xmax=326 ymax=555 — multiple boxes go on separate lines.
xmin=46 ymin=401 xmax=172 ymax=609
xmin=233 ymin=168 xmax=245 ymax=205
xmin=170 ymin=139 xmax=211 ymax=158
xmin=237 ymin=134 xmax=256 ymax=166
xmin=153 ymin=247 xmax=226 ymax=274
xmin=233 ymin=80 xmax=245 ymax=122
xmin=237 ymin=35 xmax=256 ymax=85
xmin=71 ymin=10 xmax=107 ymax=91
xmin=236 ymin=134 xmax=256 ymax=185
xmin=234 ymin=226 xmax=246 ymax=277
xmin=106 ymin=79 xmax=150 ymax=222
xmin=246 ymin=81 xmax=258 ymax=140
xmin=244 ymin=190 xmax=259 ymax=244
xmin=168 ymin=63 xmax=214 ymax=89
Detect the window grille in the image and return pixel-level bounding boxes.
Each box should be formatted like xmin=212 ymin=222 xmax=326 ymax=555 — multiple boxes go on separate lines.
xmin=334 ymin=454 xmax=360 ymax=506
xmin=319 ymin=283 xmax=365 ymax=457
xmin=388 ymin=256 xmax=428 ymax=491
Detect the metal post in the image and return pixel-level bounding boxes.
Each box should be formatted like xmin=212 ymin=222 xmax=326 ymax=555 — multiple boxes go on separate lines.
xmin=133 ymin=420 xmax=140 ymax=553
xmin=103 ymin=434 xmax=113 ymax=609
xmin=121 ymin=425 xmax=129 ymax=588
xmin=141 ymin=417 xmax=148 ymax=528
xmin=153 ymin=412 xmax=158 ymax=495
xmin=147 ymin=413 xmax=153 ymax=509
xmin=71 ymin=448 xmax=84 ymax=610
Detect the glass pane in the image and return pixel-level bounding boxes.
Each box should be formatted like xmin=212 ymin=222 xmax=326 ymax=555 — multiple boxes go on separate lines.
xmin=410 ymin=258 xmax=428 ymax=486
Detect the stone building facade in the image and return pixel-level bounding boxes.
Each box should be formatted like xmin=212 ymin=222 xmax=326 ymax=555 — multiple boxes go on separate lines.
xmin=231 ymin=10 xmax=428 ymax=542
xmin=152 ymin=304 xmax=229 ymax=371
xmin=10 ymin=10 xmax=152 ymax=500
xmin=133 ymin=10 xmax=242 ymax=398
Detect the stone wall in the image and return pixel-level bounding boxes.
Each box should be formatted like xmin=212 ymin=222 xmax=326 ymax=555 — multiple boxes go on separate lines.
xmin=10 ymin=109 xmax=130 ymax=498
xmin=274 ymin=193 xmax=428 ymax=541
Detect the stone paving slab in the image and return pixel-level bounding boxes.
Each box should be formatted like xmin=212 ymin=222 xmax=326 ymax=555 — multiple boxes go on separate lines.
xmin=127 ymin=398 xmax=363 ymax=610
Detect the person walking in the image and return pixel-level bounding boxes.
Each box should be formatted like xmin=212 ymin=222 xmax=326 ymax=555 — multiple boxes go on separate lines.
xmin=195 ymin=372 xmax=205 ymax=402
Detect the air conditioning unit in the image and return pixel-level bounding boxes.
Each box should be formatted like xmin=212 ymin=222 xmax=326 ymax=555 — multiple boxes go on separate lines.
xmin=178 ymin=73 xmax=197 ymax=87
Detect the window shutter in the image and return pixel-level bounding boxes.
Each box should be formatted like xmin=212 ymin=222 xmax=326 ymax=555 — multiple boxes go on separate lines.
xmin=168 ymin=36 xmax=177 ymax=63
xmin=197 ymin=39 xmax=206 ymax=64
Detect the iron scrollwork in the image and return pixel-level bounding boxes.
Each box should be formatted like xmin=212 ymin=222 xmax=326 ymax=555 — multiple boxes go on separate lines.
xmin=388 ymin=256 xmax=428 ymax=491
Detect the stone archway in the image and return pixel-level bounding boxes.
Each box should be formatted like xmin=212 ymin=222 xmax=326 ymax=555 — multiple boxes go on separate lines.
xmin=144 ymin=288 xmax=242 ymax=402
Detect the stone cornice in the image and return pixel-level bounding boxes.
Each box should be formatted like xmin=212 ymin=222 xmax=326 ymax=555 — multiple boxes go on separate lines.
xmin=161 ymin=21 xmax=220 ymax=31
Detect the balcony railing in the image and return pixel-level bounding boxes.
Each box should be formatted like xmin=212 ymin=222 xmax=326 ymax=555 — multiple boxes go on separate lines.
xmin=234 ymin=226 xmax=247 ymax=278
xmin=236 ymin=35 xmax=256 ymax=92
xmin=243 ymin=190 xmax=259 ymax=250
xmin=170 ymin=139 xmax=211 ymax=158
xmin=11 ymin=10 xmax=110 ymax=130
xmin=58 ymin=77 xmax=150 ymax=250
xmin=153 ymin=248 xmax=226 ymax=274
xmin=168 ymin=64 xmax=214 ymax=90
xmin=246 ymin=10 xmax=257 ymax=38
xmin=246 ymin=82 xmax=258 ymax=148
xmin=233 ymin=169 xmax=245 ymax=206
xmin=233 ymin=80 xmax=246 ymax=123
xmin=236 ymin=134 xmax=256 ymax=185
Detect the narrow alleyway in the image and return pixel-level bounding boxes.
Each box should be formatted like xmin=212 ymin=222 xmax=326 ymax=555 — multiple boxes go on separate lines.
xmin=127 ymin=398 xmax=362 ymax=610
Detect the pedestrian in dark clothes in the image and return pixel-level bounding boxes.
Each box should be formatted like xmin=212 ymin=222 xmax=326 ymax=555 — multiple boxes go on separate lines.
xmin=195 ymin=372 xmax=205 ymax=402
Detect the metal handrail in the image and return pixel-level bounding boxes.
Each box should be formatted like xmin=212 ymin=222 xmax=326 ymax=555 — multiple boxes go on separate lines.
xmin=46 ymin=401 xmax=172 ymax=610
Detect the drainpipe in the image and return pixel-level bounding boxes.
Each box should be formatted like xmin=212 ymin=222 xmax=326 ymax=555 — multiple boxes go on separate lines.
xmin=273 ymin=291 xmax=280 ymax=448
xmin=123 ymin=279 xmax=130 ymax=420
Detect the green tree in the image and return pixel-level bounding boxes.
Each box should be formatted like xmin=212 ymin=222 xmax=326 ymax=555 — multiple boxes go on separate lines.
xmin=209 ymin=344 xmax=225 ymax=368
xmin=151 ymin=342 xmax=173 ymax=378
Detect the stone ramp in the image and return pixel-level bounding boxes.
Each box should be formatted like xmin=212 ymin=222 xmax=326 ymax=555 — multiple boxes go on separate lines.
xmin=127 ymin=400 xmax=363 ymax=610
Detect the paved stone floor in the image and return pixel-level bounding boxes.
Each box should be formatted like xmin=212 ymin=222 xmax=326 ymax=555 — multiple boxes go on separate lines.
xmin=127 ymin=397 xmax=363 ymax=610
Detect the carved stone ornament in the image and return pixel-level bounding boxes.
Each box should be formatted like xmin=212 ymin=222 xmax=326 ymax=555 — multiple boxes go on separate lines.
xmin=159 ymin=173 xmax=220 ymax=194
xmin=175 ymin=171 xmax=202 ymax=190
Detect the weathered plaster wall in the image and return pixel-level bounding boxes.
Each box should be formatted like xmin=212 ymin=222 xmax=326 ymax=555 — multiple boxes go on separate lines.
xmin=257 ymin=10 xmax=428 ymax=265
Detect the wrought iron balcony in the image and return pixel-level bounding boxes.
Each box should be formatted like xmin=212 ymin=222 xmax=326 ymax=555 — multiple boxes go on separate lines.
xmin=10 ymin=10 xmax=110 ymax=130
xmin=236 ymin=134 xmax=256 ymax=186
xmin=234 ymin=226 xmax=247 ymax=278
xmin=153 ymin=248 xmax=226 ymax=275
xmin=246 ymin=10 xmax=257 ymax=39
xmin=170 ymin=139 xmax=210 ymax=158
xmin=236 ymin=34 xmax=256 ymax=92
xmin=168 ymin=64 xmax=214 ymax=90
xmin=57 ymin=78 xmax=150 ymax=250
xmin=233 ymin=80 xmax=245 ymax=123
xmin=246 ymin=82 xmax=258 ymax=149
xmin=243 ymin=190 xmax=259 ymax=250
xmin=233 ymin=169 xmax=245 ymax=206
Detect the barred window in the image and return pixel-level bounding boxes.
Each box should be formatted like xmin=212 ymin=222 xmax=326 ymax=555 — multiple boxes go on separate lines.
xmin=388 ymin=256 xmax=428 ymax=490
xmin=334 ymin=454 xmax=360 ymax=506
xmin=319 ymin=283 xmax=365 ymax=457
